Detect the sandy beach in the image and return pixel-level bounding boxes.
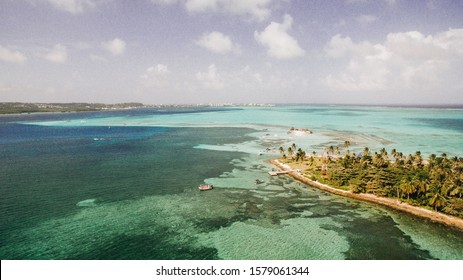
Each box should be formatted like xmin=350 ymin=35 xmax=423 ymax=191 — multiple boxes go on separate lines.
xmin=271 ymin=159 xmax=463 ymax=232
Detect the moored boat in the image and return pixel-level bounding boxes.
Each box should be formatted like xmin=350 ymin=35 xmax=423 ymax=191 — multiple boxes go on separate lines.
xmin=198 ymin=184 xmax=213 ymax=191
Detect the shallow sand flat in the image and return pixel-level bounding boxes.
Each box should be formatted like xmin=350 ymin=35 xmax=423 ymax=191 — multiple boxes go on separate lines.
xmin=196 ymin=218 xmax=350 ymax=260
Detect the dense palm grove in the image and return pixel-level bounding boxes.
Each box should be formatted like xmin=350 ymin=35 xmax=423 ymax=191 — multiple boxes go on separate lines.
xmin=279 ymin=142 xmax=463 ymax=219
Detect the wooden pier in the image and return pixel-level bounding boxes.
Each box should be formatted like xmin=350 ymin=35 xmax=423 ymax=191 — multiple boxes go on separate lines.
xmin=268 ymin=170 xmax=291 ymax=176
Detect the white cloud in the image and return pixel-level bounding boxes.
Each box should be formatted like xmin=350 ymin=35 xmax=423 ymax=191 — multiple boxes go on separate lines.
xmin=141 ymin=64 xmax=171 ymax=88
xmin=185 ymin=0 xmax=218 ymax=11
xmin=138 ymin=63 xmax=268 ymax=99
xmin=167 ymin=0 xmax=274 ymax=21
xmin=254 ymin=14 xmax=305 ymax=59
xmin=325 ymin=34 xmax=354 ymax=58
xmin=196 ymin=32 xmax=240 ymax=54
xmin=149 ymin=64 xmax=169 ymax=74
xmin=385 ymin=31 xmax=460 ymax=60
xmin=102 ymin=38 xmax=126 ymax=56
xmin=325 ymin=37 xmax=391 ymax=91
xmin=196 ymin=64 xmax=225 ymax=90
xmin=222 ymin=0 xmax=272 ymax=22
xmin=356 ymin=14 xmax=377 ymax=25
xmin=151 ymin=0 xmax=178 ymax=5
xmin=346 ymin=0 xmax=396 ymax=5
xmin=324 ymin=29 xmax=463 ymax=92
xmin=43 ymin=0 xmax=108 ymax=14
xmin=43 ymin=44 xmax=68 ymax=63
xmin=233 ymin=65 xmax=265 ymax=90
xmin=400 ymin=60 xmax=446 ymax=88
xmin=0 ymin=45 xmax=27 ymax=64
xmin=89 ymin=54 xmax=107 ymax=62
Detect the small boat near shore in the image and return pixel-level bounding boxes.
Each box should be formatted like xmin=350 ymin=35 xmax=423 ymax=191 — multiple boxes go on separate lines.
xmin=198 ymin=184 xmax=213 ymax=191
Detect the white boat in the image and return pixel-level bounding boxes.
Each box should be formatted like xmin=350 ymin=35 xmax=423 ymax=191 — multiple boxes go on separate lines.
xmin=198 ymin=184 xmax=213 ymax=191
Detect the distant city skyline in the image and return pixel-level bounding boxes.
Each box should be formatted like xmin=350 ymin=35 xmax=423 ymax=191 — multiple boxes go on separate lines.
xmin=1 ymin=0 xmax=462 ymax=105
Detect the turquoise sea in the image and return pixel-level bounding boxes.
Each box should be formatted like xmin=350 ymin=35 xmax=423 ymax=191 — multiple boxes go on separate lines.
xmin=1 ymin=105 xmax=463 ymax=259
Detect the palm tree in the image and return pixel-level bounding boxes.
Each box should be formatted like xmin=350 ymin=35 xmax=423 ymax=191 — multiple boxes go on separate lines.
xmin=328 ymin=145 xmax=335 ymax=156
xmin=451 ymin=156 xmax=460 ymax=170
xmin=308 ymin=156 xmax=314 ymax=165
xmin=334 ymin=146 xmax=340 ymax=157
xmin=400 ymin=178 xmax=417 ymax=200
xmin=428 ymin=192 xmax=447 ymax=211
xmin=426 ymin=153 xmax=437 ymax=170
xmin=391 ymin=148 xmax=401 ymax=164
xmin=279 ymin=146 xmax=286 ymax=159
xmin=414 ymin=151 xmax=423 ymax=166
xmin=395 ymin=183 xmax=401 ymax=199
xmin=345 ymin=148 xmax=351 ymax=157
xmin=363 ymin=147 xmax=370 ymax=157
xmin=373 ymin=153 xmax=386 ymax=168
xmin=390 ymin=148 xmax=396 ymax=161
xmin=382 ymin=153 xmax=389 ymax=164
xmin=450 ymin=186 xmax=463 ymax=198
xmin=344 ymin=140 xmax=351 ymax=150
xmin=291 ymin=143 xmax=297 ymax=151
xmin=441 ymin=181 xmax=454 ymax=196
xmin=415 ymin=177 xmax=429 ymax=196
xmin=341 ymin=153 xmax=351 ymax=168
xmin=405 ymin=154 xmax=415 ymax=168
xmin=360 ymin=147 xmax=371 ymax=165
xmin=295 ymin=148 xmax=306 ymax=162
xmin=294 ymin=148 xmax=300 ymax=161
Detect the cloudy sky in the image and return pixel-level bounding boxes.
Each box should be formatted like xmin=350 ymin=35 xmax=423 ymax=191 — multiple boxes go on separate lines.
xmin=1 ymin=0 xmax=462 ymax=104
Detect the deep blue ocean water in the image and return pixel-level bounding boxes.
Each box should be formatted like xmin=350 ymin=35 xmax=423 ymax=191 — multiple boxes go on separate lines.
xmin=1 ymin=106 xmax=462 ymax=259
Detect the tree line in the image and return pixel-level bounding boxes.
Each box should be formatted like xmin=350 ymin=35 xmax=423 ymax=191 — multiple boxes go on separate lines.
xmin=279 ymin=142 xmax=463 ymax=218
xmin=0 ymin=102 xmax=144 ymax=114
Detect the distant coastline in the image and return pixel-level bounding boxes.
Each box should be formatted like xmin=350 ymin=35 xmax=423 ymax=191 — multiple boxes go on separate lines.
xmin=271 ymin=159 xmax=463 ymax=232
xmin=0 ymin=102 xmax=145 ymax=115
xmin=2 ymin=102 xmax=463 ymax=115
xmin=0 ymin=102 xmax=278 ymax=115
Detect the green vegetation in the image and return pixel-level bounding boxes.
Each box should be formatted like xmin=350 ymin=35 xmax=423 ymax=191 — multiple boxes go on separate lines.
xmin=280 ymin=143 xmax=463 ymax=219
xmin=0 ymin=102 xmax=144 ymax=114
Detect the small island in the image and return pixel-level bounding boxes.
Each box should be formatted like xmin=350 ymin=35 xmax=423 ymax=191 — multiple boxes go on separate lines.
xmin=288 ymin=127 xmax=312 ymax=135
xmin=273 ymin=142 xmax=463 ymax=231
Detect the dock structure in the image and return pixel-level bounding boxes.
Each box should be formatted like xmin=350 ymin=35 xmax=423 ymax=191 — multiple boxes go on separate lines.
xmin=268 ymin=170 xmax=291 ymax=176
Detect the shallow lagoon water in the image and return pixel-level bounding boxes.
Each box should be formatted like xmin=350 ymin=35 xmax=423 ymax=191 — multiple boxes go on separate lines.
xmin=1 ymin=106 xmax=462 ymax=259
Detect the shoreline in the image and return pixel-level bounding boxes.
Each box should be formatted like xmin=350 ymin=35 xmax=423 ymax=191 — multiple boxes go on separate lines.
xmin=271 ymin=159 xmax=463 ymax=232
xmin=0 ymin=102 xmax=144 ymax=115
xmin=0 ymin=107 xmax=139 ymax=116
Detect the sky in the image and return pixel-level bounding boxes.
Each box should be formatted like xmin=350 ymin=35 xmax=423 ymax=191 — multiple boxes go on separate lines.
xmin=1 ymin=0 xmax=462 ymax=105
